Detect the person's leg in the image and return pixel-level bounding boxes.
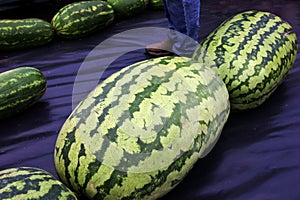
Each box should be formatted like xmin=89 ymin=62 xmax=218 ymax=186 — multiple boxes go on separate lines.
xmin=145 ymin=0 xmax=175 ymax=56
xmin=183 ymin=0 xmax=200 ymax=41
xmin=163 ymin=0 xmax=187 ymax=34
xmin=146 ymin=0 xmax=200 ymax=57
xmin=167 ymin=0 xmax=200 ymax=57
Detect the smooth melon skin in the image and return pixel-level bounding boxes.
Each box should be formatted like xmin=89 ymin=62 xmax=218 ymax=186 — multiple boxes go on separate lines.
xmin=0 ymin=167 xmax=78 ymax=200
xmin=51 ymin=1 xmax=115 ymax=39
xmin=54 ymin=56 xmax=230 ymax=199
xmin=0 ymin=18 xmax=53 ymax=51
xmin=193 ymin=10 xmax=298 ymax=111
xmin=0 ymin=67 xmax=47 ymax=120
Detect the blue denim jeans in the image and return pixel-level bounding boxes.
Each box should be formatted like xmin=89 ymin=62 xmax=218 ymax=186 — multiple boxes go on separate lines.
xmin=163 ymin=0 xmax=200 ymax=57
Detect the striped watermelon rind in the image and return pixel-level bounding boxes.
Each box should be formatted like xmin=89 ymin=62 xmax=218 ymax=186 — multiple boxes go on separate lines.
xmin=54 ymin=56 xmax=230 ymax=199
xmin=0 ymin=167 xmax=78 ymax=199
xmin=193 ymin=10 xmax=298 ymax=111
xmin=0 ymin=66 xmax=47 ymax=120
xmin=51 ymin=1 xmax=115 ymax=39
xmin=0 ymin=18 xmax=53 ymax=51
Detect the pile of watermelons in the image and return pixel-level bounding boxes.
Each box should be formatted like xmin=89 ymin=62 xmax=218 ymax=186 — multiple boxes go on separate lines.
xmin=0 ymin=1 xmax=298 ymax=199
xmin=0 ymin=0 xmax=164 ymax=50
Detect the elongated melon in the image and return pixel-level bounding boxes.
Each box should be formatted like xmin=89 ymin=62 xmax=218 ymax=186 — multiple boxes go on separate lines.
xmin=54 ymin=56 xmax=230 ymax=199
xmin=193 ymin=10 xmax=298 ymax=111
xmin=0 ymin=67 xmax=47 ymax=119
xmin=51 ymin=1 xmax=114 ymax=39
xmin=0 ymin=18 xmax=53 ymax=51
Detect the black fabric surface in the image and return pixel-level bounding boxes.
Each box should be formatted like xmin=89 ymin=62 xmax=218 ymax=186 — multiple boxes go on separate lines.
xmin=1 ymin=0 xmax=300 ymax=199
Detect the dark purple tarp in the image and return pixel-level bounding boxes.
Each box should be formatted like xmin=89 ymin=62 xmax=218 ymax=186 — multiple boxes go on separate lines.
xmin=1 ymin=0 xmax=300 ymax=199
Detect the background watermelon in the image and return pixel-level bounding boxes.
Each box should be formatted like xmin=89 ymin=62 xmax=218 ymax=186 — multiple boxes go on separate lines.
xmin=0 ymin=167 xmax=78 ymax=199
xmin=51 ymin=1 xmax=115 ymax=39
xmin=193 ymin=10 xmax=298 ymax=111
xmin=0 ymin=18 xmax=53 ymax=51
xmin=107 ymin=0 xmax=148 ymax=19
xmin=0 ymin=67 xmax=47 ymax=120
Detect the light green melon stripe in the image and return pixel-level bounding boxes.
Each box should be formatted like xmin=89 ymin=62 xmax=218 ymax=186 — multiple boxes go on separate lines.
xmin=193 ymin=10 xmax=297 ymax=110
xmin=52 ymin=1 xmax=113 ymax=29
xmin=98 ymin=84 xmax=229 ymax=199
xmin=76 ymin=58 xmax=190 ymax=192
xmin=0 ymin=68 xmax=46 ymax=117
xmin=0 ymin=69 xmax=45 ymax=93
xmin=55 ymin=57 xmax=171 ymax=191
xmin=0 ymin=19 xmax=50 ymax=32
xmin=71 ymin=57 xmax=174 ymax=121
xmin=122 ymin=109 xmax=229 ymax=200
xmin=56 ymin=57 xmax=174 ymax=181
xmin=55 ymin=56 xmax=230 ymax=199
xmin=226 ymin=19 xmax=281 ymax=93
xmin=58 ymin=8 xmax=113 ymax=27
xmin=193 ymin=11 xmax=272 ymax=66
xmin=57 ymin=11 xmax=113 ymax=35
xmin=0 ymin=81 xmax=45 ymax=111
xmin=75 ymin=57 xmax=195 ymax=157
xmin=229 ymin=23 xmax=296 ymax=102
xmin=0 ymin=19 xmax=52 ymax=49
xmin=75 ymin=57 xmax=227 ymax=197
xmin=0 ymin=68 xmax=44 ymax=91
xmin=88 ymin=103 xmax=228 ymax=199
xmin=73 ymin=56 xmax=180 ymax=158
xmin=0 ymin=167 xmax=77 ymax=199
xmin=227 ymin=16 xmax=290 ymax=91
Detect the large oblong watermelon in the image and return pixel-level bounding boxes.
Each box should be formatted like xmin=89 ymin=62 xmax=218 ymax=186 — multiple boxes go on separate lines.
xmin=193 ymin=10 xmax=298 ymax=111
xmin=54 ymin=56 xmax=230 ymax=199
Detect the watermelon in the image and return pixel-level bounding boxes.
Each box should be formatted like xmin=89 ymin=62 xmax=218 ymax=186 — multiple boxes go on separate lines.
xmin=54 ymin=56 xmax=230 ymax=199
xmin=0 ymin=67 xmax=47 ymax=120
xmin=193 ymin=10 xmax=298 ymax=111
xmin=0 ymin=18 xmax=53 ymax=51
xmin=51 ymin=1 xmax=114 ymax=39
xmin=107 ymin=0 xmax=148 ymax=19
xmin=0 ymin=167 xmax=78 ymax=199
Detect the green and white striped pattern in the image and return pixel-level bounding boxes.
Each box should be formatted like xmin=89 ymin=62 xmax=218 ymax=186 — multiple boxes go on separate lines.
xmin=193 ymin=10 xmax=298 ymax=111
xmin=51 ymin=1 xmax=114 ymax=39
xmin=107 ymin=0 xmax=148 ymax=18
xmin=0 ymin=167 xmax=78 ymax=199
xmin=0 ymin=18 xmax=53 ymax=51
xmin=0 ymin=67 xmax=47 ymax=120
xmin=55 ymin=56 xmax=230 ymax=199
